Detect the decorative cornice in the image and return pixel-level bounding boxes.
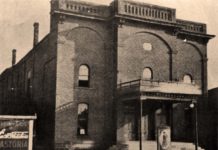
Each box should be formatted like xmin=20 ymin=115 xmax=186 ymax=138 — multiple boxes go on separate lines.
xmin=177 ymin=30 xmax=215 ymax=40
xmin=52 ymin=0 xmax=214 ymax=39
xmin=141 ymin=92 xmax=200 ymax=100
xmin=118 ymin=90 xmax=200 ymax=102
xmin=114 ymin=14 xmax=179 ymax=28
xmin=53 ymin=10 xmax=108 ymax=22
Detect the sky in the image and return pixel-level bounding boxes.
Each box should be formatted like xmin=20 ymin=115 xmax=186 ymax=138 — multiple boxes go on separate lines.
xmin=0 ymin=0 xmax=218 ymax=89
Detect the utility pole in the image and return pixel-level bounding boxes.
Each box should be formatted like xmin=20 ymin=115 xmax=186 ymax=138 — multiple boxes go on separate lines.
xmin=139 ymin=99 xmax=143 ymax=150
xmin=195 ymin=103 xmax=199 ymax=150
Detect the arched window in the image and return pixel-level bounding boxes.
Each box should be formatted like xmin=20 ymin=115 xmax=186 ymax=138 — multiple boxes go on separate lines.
xmin=77 ymin=103 xmax=89 ymax=135
xmin=142 ymin=68 xmax=152 ymax=80
xmin=78 ymin=65 xmax=89 ymax=87
xmin=183 ymin=74 xmax=192 ymax=84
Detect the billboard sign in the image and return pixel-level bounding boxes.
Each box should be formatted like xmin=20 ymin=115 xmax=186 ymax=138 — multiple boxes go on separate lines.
xmin=0 ymin=116 xmax=36 ymax=150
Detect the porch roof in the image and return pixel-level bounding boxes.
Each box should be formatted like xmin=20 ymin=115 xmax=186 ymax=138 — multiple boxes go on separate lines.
xmin=117 ymin=79 xmax=202 ymax=102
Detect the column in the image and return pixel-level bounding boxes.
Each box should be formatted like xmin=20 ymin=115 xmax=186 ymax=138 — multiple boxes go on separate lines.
xmin=139 ymin=99 xmax=143 ymax=150
xmin=28 ymin=120 xmax=34 ymax=150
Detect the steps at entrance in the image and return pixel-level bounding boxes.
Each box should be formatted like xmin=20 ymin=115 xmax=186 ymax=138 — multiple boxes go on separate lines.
xmin=171 ymin=142 xmax=204 ymax=150
xmin=126 ymin=141 xmax=204 ymax=150
xmin=127 ymin=141 xmax=156 ymax=150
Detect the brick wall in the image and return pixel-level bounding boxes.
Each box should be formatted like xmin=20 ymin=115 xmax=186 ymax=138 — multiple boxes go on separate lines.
xmin=0 ymin=32 xmax=57 ymax=150
xmin=116 ymin=21 xmax=207 ymax=143
xmin=117 ymin=22 xmax=205 ymax=85
xmin=205 ymin=89 xmax=218 ymax=150
xmin=54 ymin=16 xmax=116 ymax=149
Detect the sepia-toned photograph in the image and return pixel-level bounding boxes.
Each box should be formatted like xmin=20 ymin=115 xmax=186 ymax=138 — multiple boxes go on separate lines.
xmin=0 ymin=0 xmax=217 ymax=150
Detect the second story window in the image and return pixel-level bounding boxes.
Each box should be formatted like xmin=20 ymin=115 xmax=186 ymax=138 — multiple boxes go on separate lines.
xmin=142 ymin=67 xmax=153 ymax=80
xmin=78 ymin=65 xmax=90 ymax=87
xmin=183 ymin=74 xmax=192 ymax=84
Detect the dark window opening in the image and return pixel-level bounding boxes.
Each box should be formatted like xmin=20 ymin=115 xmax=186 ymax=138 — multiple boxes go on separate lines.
xmin=27 ymin=71 xmax=32 ymax=98
xmin=77 ymin=103 xmax=89 ymax=135
xmin=27 ymin=79 xmax=31 ymax=98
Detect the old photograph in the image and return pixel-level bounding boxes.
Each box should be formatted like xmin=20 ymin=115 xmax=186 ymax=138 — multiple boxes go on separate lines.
xmin=0 ymin=0 xmax=217 ymax=150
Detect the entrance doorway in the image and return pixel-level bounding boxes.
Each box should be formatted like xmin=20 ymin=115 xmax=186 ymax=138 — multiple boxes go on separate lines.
xmin=124 ymin=102 xmax=173 ymax=141
xmin=124 ymin=114 xmax=137 ymax=141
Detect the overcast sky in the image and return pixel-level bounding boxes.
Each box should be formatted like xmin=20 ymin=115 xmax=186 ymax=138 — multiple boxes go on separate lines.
xmin=0 ymin=0 xmax=217 ymax=89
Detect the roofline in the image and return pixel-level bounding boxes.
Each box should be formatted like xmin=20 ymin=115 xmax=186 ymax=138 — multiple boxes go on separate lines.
xmin=177 ymin=19 xmax=206 ymax=26
xmin=177 ymin=30 xmax=215 ymax=39
xmin=114 ymin=0 xmax=176 ymax=11
xmin=65 ymin=0 xmax=108 ymax=7
xmin=0 ymin=33 xmax=51 ymax=75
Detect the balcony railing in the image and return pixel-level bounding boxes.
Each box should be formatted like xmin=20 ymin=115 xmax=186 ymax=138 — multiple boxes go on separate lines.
xmin=54 ymin=0 xmax=208 ymax=35
xmin=115 ymin=0 xmax=176 ymax=23
xmin=58 ymin=0 xmax=111 ymax=18
xmin=118 ymin=79 xmax=202 ymax=95
xmin=177 ymin=19 xmax=206 ymax=34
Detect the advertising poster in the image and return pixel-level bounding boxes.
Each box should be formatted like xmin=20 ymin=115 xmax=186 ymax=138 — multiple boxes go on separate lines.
xmin=157 ymin=126 xmax=171 ymax=150
xmin=0 ymin=120 xmax=29 ymax=150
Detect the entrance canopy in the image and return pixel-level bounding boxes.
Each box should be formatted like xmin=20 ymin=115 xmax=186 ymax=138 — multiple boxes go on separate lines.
xmin=0 ymin=115 xmax=37 ymax=150
xmin=117 ymin=79 xmax=202 ymax=102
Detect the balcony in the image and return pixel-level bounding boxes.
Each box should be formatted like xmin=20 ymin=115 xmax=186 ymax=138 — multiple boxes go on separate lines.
xmin=114 ymin=0 xmax=176 ymax=23
xmin=57 ymin=0 xmax=111 ymax=18
xmin=117 ymin=79 xmax=202 ymax=102
xmin=177 ymin=19 xmax=207 ymax=34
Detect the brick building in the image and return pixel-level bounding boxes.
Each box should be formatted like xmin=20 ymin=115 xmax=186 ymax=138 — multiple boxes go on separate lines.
xmin=0 ymin=0 xmax=215 ymax=150
xmin=206 ymin=88 xmax=218 ymax=150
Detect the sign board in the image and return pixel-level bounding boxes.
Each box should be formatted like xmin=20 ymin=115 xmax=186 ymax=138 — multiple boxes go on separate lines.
xmin=0 ymin=115 xmax=36 ymax=150
xmin=157 ymin=126 xmax=171 ymax=150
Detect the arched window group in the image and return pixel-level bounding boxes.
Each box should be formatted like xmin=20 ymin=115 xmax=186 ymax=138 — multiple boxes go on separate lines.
xmin=78 ymin=65 xmax=90 ymax=87
xmin=141 ymin=68 xmax=193 ymax=84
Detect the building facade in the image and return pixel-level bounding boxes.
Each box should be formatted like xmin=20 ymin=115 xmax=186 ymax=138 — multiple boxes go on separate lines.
xmin=0 ymin=0 xmax=215 ymax=150
xmin=206 ymin=88 xmax=218 ymax=150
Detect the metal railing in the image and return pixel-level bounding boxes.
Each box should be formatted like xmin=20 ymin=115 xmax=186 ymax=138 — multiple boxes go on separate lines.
xmin=117 ymin=79 xmax=202 ymax=95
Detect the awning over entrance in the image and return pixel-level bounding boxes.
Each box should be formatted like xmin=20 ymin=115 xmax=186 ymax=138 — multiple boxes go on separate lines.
xmin=117 ymin=79 xmax=202 ymax=102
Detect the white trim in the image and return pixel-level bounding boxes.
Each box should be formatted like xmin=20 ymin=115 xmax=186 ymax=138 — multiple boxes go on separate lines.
xmin=0 ymin=115 xmax=37 ymax=120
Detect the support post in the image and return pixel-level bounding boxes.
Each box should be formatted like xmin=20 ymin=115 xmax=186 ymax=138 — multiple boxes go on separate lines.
xmin=28 ymin=120 xmax=34 ymax=150
xmin=139 ymin=99 xmax=143 ymax=150
xmin=195 ymin=103 xmax=199 ymax=150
